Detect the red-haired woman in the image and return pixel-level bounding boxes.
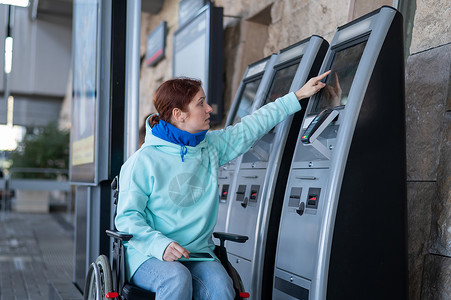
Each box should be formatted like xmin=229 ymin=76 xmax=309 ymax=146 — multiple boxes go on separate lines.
xmin=115 ymin=71 xmax=330 ymax=300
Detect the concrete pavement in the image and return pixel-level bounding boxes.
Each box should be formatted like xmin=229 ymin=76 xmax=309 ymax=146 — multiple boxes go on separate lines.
xmin=0 ymin=212 xmax=77 ymax=300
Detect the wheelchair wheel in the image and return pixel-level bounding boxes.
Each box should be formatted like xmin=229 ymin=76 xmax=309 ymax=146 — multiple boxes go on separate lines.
xmin=84 ymin=255 xmax=114 ymax=300
xmin=227 ymin=262 xmax=248 ymax=300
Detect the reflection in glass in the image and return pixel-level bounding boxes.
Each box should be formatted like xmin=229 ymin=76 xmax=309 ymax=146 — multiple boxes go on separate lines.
xmin=243 ymin=62 xmax=300 ymax=164
xmin=264 ymin=63 xmax=300 ymax=105
xmin=312 ymin=41 xmax=367 ymax=114
xmin=232 ymin=78 xmax=262 ymax=125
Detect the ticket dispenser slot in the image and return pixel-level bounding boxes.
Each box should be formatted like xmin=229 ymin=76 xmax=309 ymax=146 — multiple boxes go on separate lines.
xmin=306 ymin=188 xmax=321 ymax=210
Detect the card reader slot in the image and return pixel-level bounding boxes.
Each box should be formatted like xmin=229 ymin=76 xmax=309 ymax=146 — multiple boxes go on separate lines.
xmin=306 ymin=188 xmax=321 ymax=210
xmin=249 ymin=185 xmax=260 ymax=203
xmin=220 ymin=184 xmax=229 ymax=202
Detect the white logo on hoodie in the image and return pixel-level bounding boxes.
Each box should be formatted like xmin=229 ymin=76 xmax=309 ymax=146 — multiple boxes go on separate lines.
xmin=168 ymin=173 xmax=204 ymax=207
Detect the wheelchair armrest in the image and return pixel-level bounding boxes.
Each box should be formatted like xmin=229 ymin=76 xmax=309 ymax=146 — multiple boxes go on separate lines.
xmin=106 ymin=229 xmax=133 ymax=241
xmin=213 ymin=232 xmax=248 ymax=244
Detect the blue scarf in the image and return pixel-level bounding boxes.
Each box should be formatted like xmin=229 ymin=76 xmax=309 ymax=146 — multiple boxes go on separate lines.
xmin=151 ymin=120 xmax=208 ymax=162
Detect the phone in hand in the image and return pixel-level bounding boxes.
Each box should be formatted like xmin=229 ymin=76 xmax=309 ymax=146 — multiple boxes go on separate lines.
xmin=179 ymin=252 xmax=215 ymax=261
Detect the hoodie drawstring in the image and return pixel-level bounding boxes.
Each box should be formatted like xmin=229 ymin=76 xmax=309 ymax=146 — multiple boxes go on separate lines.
xmin=180 ymin=145 xmax=188 ymax=162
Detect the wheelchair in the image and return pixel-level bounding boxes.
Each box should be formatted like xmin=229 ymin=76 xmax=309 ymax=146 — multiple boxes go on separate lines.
xmin=84 ymin=176 xmax=250 ymax=300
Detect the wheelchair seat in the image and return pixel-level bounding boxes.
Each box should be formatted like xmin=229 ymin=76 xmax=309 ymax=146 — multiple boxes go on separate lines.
xmin=121 ymin=283 xmax=154 ymax=300
xmin=84 ymin=176 xmax=249 ymax=300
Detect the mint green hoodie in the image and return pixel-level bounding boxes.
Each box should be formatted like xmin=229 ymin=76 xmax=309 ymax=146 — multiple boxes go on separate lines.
xmin=115 ymin=92 xmax=301 ymax=280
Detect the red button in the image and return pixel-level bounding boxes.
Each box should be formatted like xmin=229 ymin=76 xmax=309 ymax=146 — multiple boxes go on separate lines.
xmin=106 ymin=292 xmax=119 ymax=298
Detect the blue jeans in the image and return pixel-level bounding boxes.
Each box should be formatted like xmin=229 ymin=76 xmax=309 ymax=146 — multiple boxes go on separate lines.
xmin=130 ymin=257 xmax=235 ymax=300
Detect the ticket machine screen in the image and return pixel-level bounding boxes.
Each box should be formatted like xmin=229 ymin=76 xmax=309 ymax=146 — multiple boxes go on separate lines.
xmin=264 ymin=63 xmax=300 ymax=105
xmin=242 ymin=62 xmax=300 ymax=164
xmin=233 ymin=78 xmax=263 ymax=125
xmin=311 ymin=41 xmax=367 ymax=114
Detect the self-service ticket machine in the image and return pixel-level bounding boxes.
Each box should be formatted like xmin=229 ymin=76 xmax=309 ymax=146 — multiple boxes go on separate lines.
xmin=215 ymin=55 xmax=277 ymax=238
xmin=273 ymin=7 xmax=407 ymax=300
xmin=225 ymin=36 xmax=328 ymax=299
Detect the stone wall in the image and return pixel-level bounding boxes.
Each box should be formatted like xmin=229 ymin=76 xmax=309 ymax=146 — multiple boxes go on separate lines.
xmin=137 ymin=1 xmax=450 ymax=298
xmin=405 ymin=0 xmax=451 ymax=298
xmin=405 ymin=43 xmax=451 ymax=299
xmin=410 ymin=0 xmax=450 ymax=54
xmin=138 ymin=0 xmax=352 ymax=126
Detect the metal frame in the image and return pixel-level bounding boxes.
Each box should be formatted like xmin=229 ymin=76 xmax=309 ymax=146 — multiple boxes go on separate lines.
xmin=313 ymin=8 xmax=398 ymax=299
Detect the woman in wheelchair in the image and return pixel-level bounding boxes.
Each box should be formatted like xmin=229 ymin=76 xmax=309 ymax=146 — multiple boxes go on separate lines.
xmin=114 ymin=72 xmax=329 ymax=300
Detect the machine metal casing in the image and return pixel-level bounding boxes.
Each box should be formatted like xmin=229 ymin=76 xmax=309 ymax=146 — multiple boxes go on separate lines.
xmin=215 ymin=55 xmax=277 ymax=239
xmin=273 ymin=7 xmax=407 ymax=300
xmin=225 ymin=36 xmax=328 ymax=299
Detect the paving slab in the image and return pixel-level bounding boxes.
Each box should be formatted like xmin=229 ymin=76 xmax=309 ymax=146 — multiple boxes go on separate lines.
xmin=0 ymin=212 xmax=78 ymax=300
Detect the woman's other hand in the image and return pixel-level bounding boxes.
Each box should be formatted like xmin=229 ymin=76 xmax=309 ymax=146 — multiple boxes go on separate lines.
xmin=295 ymin=70 xmax=331 ymax=100
xmin=163 ymin=242 xmax=190 ymax=261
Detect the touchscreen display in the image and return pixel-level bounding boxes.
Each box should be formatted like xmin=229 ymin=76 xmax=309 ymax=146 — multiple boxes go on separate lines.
xmin=232 ymin=78 xmax=262 ymax=125
xmin=311 ymin=41 xmax=367 ymax=114
xmin=242 ymin=62 xmax=300 ymax=164
xmin=264 ymin=63 xmax=300 ymax=105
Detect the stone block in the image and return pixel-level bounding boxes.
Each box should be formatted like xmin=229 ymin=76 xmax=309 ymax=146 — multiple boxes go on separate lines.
xmin=447 ymin=70 xmax=451 ymax=111
xmin=411 ymin=0 xmax=451 ymax=54
xmin=407 ymin=182 xmax=435 ymax=300
xmin=350 ymin=1 xmax=392 ymax=20
xmin=266 ymin=0 xmax=347 ymax=55
xmin=405 ymin=44 xmax=451 ymax=181
xmin=421 ymin=254 xmax=451 ymax=300
xmin=429 ymin=111 xmax=451 ymax=257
